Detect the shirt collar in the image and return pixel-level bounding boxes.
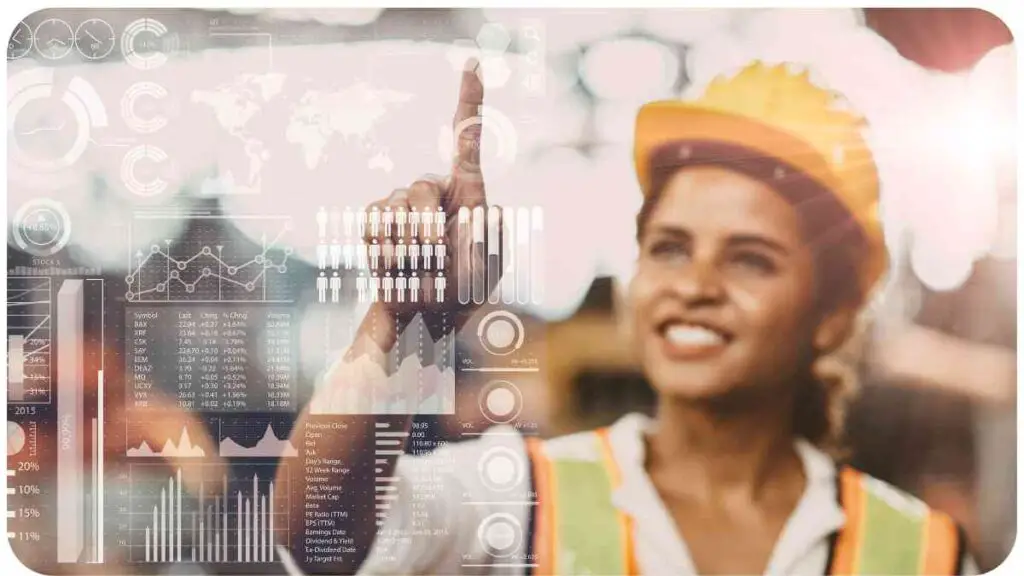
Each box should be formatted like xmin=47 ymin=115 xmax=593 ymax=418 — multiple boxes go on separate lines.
xmin=604 ymin=412 xmax=847 ymax=573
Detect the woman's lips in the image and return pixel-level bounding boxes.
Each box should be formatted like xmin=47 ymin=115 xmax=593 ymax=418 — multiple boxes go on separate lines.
xmin=658 ymin=322 xmax=731 ymax=360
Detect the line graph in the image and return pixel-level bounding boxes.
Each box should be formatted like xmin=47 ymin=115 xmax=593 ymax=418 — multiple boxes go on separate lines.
xmin=126 ymin=215 xmax=295 ymax=303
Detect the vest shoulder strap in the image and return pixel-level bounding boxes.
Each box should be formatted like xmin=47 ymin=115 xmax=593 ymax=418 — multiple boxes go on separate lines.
xmin=526 ymin=429 xmax=638 ymax=575
xmin=830 ymin=466 xmax=963 ymax=575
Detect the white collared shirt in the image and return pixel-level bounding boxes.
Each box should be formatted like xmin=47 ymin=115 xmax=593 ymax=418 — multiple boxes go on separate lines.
xmin=359 ymin=413 xmax=976 ymax=575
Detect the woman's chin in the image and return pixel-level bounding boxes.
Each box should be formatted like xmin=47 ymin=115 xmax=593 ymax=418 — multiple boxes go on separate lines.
xmin=646 ymin=365 xmax=736 ymax=401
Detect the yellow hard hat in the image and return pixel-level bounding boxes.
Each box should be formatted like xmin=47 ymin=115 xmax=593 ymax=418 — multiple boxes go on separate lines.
xmin=633 ymin=61 xmax=887 ymax=300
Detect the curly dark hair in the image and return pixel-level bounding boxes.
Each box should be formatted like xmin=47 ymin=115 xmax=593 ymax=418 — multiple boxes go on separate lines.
xmin=635 ymin=140 xmax=872 ymax=455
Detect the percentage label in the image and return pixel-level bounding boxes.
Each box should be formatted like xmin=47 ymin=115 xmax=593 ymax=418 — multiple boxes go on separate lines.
xmin=19 ymin=507 xmax=41 ymax=518
xmin=17 ymin=485 xmax=40 ymax=495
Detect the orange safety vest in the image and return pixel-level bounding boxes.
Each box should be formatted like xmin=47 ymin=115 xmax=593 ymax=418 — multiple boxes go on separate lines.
xmin=524 ymin=429 xmax=965 ymax=575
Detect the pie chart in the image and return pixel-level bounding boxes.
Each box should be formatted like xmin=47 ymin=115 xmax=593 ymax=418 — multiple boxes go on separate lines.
xmin=8 ymin=422 xmax=26 ymax=456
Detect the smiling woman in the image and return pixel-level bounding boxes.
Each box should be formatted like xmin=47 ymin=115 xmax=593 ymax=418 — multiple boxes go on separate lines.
xmin=341 ymin=60 xmax=981 ymax=576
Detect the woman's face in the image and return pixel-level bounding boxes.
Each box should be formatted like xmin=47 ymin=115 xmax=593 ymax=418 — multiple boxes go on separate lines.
xmin=628 ymin=165 xmax=826 ymax=404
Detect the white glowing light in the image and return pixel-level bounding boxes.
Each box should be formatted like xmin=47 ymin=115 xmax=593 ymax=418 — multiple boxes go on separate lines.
xmin=638 ymin=9 xmax=734 ymax=45
xmin=910 ymin=236 xmax=974 ymax=292
xmin=580 ymin=38 xmax=679 ymax=102
xmin=483 ymin=9 xmax=638 ymax=53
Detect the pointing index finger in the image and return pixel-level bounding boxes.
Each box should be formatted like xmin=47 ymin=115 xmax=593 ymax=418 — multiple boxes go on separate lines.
xmin=452 ymin=57 xmax=485 ymax=177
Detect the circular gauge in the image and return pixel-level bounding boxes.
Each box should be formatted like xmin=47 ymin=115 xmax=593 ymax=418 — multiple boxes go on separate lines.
xmin=8 ymin=21 xmax=33 ymax=60
xmin=478 ymin=380 xmax=523 ymax=425
xmin=34 ymin=18 xmax=74 ymax=60
xmin=121 ymin=81 xmax=169 ymax=133
xmin=12 ymin=198 xmax=72 ymax=256
xmin=8 ymin=422 xmax=26 ymax=456
xmin=75 ymin=18 xmax=116 ymax=60
xmin=120 ymin=144 xmax=173 ymax=196
xmin=477 ymin=513 xmax=524 ymax=559
xmin=477 ymin=310 xmax=525 ymax=356
xmin=121 ymin=18 xmax=171 ymax=70
xmin=478 ymin=446 xmax=525 ymax=493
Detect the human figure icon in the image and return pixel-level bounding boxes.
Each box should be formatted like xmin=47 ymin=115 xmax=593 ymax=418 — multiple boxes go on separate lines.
xmin=369 ymin=273 xmax=381 ymax=302
xmin=357 ymin=208 xmax=368 ymax=238
xmin=409 ymin=240 xmax=421 ymax=270
xmin=396 ymin=272 xmax=407 ymax=303
xmin=369 ymin=206 xmax=381 ymax=237
xmin=436 ymin=206 xmax=446 ymax=238
xmin=343 ymin=275 xmax=356 ymax=300
xmin=436 ymin=240 xmax=447 ymax=270
xmin=316 ymin=207 xmax=328 ymax=241
xmin=422 ymin=243 xmax=434 ymax=270
xmin=396 ymin=240 xmax=407 ymax=269
xmin=395 ymin=207 xmax=407 ymax=238
xmin=343 ymin=242 xmax=354 ymax=270
xmin=330 ymin=207 xmax=342 ymax=240
xmin=369 ymin=239 xmax=381 ymax=270
xmin=409 ymin=272 xmax=420 ymax=303
xmin=409 ymin=207 xmax=420 ymax=237
xmin=356 ymin=273 xmax=368 ymax=302
xmin=316 ymin=243 xmax=328 ymax=270
xmin=357 ymin=242 xmax=368 ymax=269
xmin=383 ymin=272 xmax=394 ymax=303
xmin=316 ymin=271 xmax=328 ymax=303
xmin=329 ymin=242 xmax=342 ymax=270
xmin=330 ymin=271 xmax=341 ymax=303
xmin=343 ymin=206 xmax=354 ymax=238
xmin=421 ymin=207 xmax=434 ymax=239
xmin=383 ymin=241 xmax=395 ymax=269
xmin=435 ymin=272 xmax=446 ymax=303
xmin=383 ymin=206 xmax=394 ymax=237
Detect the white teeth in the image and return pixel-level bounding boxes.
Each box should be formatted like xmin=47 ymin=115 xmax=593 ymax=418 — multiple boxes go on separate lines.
xmin=664 ymin=323 xmax=725 ymax=346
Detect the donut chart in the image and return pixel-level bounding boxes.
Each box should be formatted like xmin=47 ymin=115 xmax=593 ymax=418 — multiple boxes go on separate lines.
xmin=477 ymin=310 xmax=525 ymax=356
xmin=478 ymin=380 xmax=523 ymax=425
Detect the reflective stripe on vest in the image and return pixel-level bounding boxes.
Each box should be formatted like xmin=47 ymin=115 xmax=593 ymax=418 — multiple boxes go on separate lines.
xmin=525 ymin=429 xmax=638 ymax=575
xmin=829 ymin=466 xmax=962 ymax=575
xmin=527 ymin=431 xmax=962 ymax=576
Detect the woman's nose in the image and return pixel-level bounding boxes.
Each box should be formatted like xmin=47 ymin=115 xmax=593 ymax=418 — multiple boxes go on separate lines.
xmin=671 ymin=257 xmax=725 ymax=304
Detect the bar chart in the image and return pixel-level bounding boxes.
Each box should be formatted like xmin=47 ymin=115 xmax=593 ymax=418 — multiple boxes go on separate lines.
xmin=456 ymin=206 xmax=544 ymax=307
xmin=6 ymin=277 xmax=52 ymax=404
xmin=129 ymin=465 xmax=288 ymax=563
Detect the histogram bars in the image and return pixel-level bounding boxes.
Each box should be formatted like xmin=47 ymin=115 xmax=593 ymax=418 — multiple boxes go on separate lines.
xmin=132 ymin=465 xmax=285 ymax=563
xmin=7 ymin=277 xmax=52 ymax=404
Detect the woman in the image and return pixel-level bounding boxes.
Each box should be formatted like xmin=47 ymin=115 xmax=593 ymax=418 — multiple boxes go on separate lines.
xmin=294 ymin=59 xmax=976 ymax=575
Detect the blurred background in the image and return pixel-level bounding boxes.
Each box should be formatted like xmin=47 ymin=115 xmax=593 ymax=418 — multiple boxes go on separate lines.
xmin=6 ymin=7 xmax=1016 ymax=572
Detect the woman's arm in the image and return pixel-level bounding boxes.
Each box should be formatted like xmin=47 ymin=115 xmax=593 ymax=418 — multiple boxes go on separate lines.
xmin=872 ymin=322 xmax=1015 ymax=403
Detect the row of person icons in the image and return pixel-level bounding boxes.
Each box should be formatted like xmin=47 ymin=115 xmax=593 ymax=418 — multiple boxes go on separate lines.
xmin=316 ymin=206 xmax=447 ymax=241
xmin=316 ymin=271 xmax=447 ymax=304
xmin=316 ymin=239 xmax=447 ymax=271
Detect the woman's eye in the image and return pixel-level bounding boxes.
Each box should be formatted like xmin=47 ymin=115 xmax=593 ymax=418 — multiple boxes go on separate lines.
xmin=648 ymin=241 xmax=688 ymax=261
xmin=732 ymin=251 xmax=776 ymax=274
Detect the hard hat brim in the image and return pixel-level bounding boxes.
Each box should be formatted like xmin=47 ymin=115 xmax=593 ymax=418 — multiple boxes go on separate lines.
xmin=633 ymin=100 xmax=888 ymax=300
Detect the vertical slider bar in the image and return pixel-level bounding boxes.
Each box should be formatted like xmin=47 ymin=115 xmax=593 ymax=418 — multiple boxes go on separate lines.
xmin=531 ymin=207 xmax=544 ymax=304
xmin=502 ymin=207 xmax=516 ymax=304
xmin=516 ymin=208 xmax=530 ymax=304
xmin=458 ymin=207 xmax=471 ymax=304
xmin=471 ymin=206 xmax=486 ymax=304
xmin=487 ymin=206 xmax=501 ymax=303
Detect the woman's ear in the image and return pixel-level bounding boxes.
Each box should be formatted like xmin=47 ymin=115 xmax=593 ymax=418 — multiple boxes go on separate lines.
xmin=813 ymin=303 xmax=859 ymax=355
